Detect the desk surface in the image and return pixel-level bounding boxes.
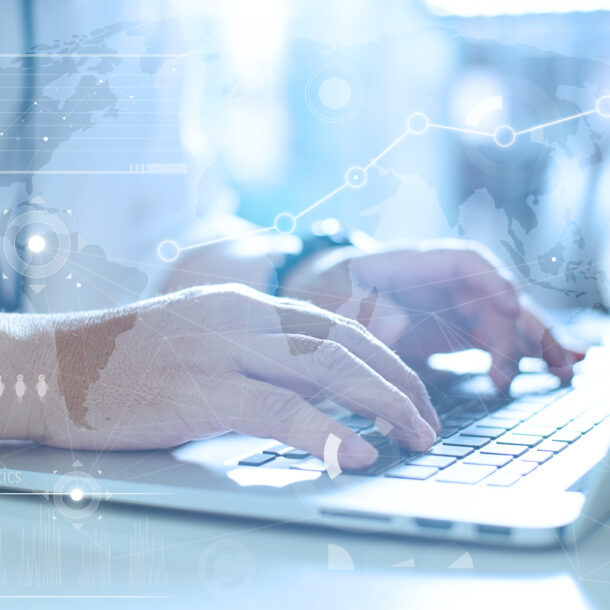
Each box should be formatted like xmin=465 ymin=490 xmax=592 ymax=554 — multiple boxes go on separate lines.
xmin=0 ymin=490 xmax=608 ymax=609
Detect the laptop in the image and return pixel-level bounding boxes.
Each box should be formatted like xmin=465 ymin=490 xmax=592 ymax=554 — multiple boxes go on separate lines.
xmin=0 ymin=312 xmax=609 ymax=548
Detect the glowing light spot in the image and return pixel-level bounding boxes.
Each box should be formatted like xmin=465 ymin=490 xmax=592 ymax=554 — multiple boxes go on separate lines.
xmin=27 ymin=235 xmax=46 ymax=254
xmin=70 ymin=488 xmax=84 ymax=502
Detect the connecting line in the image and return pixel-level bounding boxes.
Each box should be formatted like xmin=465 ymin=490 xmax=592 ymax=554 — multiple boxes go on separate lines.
xmin=169 ymin=98 xmax=609 ymax=258
xmin=429 ymin=123 xmax=495 ymax=137
xmin=178 ymin=225 xmax=274 ymax=253
xmin=294 ymin=183 xmax=349 ymax=220
xmin=515 ymin=109 xmax=597 ymax=135
xmin=364 ymin=129 xmax=411 ymax=170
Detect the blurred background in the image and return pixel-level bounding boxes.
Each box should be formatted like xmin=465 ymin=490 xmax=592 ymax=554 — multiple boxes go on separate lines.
xmin=175 ymin=0 xmax=610 ymax=310
xmin=3 ymin=0 xmax=610 ymax=312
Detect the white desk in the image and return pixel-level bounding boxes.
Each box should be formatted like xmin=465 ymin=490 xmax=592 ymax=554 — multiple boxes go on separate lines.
xmin=0 ymin=490 xmax=609 ymax=609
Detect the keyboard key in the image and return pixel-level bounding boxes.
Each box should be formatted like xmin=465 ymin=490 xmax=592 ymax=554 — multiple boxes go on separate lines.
xmin=476 ymin=416 xmax=520 ymax=430
xmin=343 ymin=455 xmax=403 ymax=476
xmin=338 ymin=414 xmax=374 ymax=432
xmin=537 ymin=440 xmax=568 ymax=453
xmin=284 ymin=449 xmax=310 ymax=459
xmin=485 ymin=471 xmax=522 ymax=487
xmin=443 ymin=435 xmax=490 ymax=449
xmin=511 ymin=424 xmax=557 ymax=438
xmin=551 ymin=430 xmax=581 ymax=443
xmin=436 ymin=463 xmax=497 ymax=484
xmin=239 ymin=453 xmax=275 ymax=466
xmin=408 ymin=455 xmax=456 ymax=469
xmin=460 ymin=425 xmax=505 ymax=439
xmin=440 ymin=426 xmax=460 ymax=439
xmin=443 ymin=416 xmax=474 ymax=428
xmin=563 ymin=419 xmax=594 ymax=434
xmin=386 ymin=465 xmax=438 ymax=480
xmin=359 ymin=433 xmax=401 ymax=458
xmin=461 ymin=406 xmax=489 ymax=421
xmin=480 ymin=442 xmax=527 ymax=457
xmin=290 ymin=457 xmax=326 ymax=472
xmin=429 ymin=444 xmax=474 ymax=458
xmin=464 ymin=453 xmax=512 ymax=467
xmin=521 ymin=450 xmax=553 ymax=464
xmin=497 ymin=433 xmax=543 ymax=447
xmin=263 ymin=444 xmax=295 ymax=456
xmin=504 ymin=461 xmax=538 ymax=476
xmin=487 ymin=413 xmax=528 ymax=424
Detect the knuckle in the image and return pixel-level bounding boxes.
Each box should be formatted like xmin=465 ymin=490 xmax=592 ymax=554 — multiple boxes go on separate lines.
xmin=314 ymin=340 xmax=353 ymax=372
xmin=341 ymin=317 xmax=375 ymax=344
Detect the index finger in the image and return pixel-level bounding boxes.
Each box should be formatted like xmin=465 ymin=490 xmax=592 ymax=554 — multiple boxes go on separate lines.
xmin=275 ymin=302 xmax=441 ymax=432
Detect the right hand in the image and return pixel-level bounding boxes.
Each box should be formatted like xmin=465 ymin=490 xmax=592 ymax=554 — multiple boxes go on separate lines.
xmin=25 ymin=284 xmax=439 ymax=469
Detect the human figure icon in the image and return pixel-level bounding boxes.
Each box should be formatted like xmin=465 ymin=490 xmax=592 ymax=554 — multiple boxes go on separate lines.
xmin=36 ymin=374 xmax=48 ymax=403
xmin=0 ymin=375 xmax=4 ymax=398
xmin=14 ymin=374 xmax=26 ymax=403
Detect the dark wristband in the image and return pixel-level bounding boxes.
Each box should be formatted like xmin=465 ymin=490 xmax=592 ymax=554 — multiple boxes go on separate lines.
xmin=273 ymin=230 xmax=353 ymax=296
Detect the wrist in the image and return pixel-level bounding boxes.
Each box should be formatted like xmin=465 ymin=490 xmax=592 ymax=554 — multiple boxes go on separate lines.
xmin=0 ymin=314 xmax=57 ymax=441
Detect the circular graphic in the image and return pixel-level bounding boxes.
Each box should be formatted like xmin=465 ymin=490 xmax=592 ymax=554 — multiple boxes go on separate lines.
xmin=597 ymin=95 xmax=610 ymax=118
xmin=3 ymin=211 xmax=71 ymax=279
xmin=407 ymin=112 xmax=430 ymax=135
xmin=157 ymin=239 xmax=181 ymax=262
xmin=198 ymin=539 xmax=256 ymax=597
xmin=493 ymin=124 xmax=516 ymax=147
xmin=305 ymin=64 xmax=365 ymax=123
xmin=70 ymin=487 xmax=84 ymax=502
xmin=273 ymin=212 xmax=297 ymax=234
xmin=318 ymin=77 xmax=352 ymax=110
xmin=27 ymin=234 xmax=46 ymax=254
xmin=53 ymin=471 xmax=101 ymax=521
xmin=345 ymin=166 xmax=367 ymax=188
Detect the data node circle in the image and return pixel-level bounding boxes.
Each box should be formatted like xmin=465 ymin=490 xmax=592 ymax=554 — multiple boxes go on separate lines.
xmin=273 ymin=212 xmax=297 ymax=235
xmin=406 ymin=112 xmax=429 ymax=135
xmin=27 ymin=234 xmax=46 ymax=254
xmin=2 ymin=211 xmax=71 ymax=279
xmin=53 ymin=471 xmax=101 ymax=521
xmin=596 ymin=95 xmax=610 ymax=118
xmin=70 ymin=488 xmax=84 ymax=502
xmin=493 ymin=124 xmax=516 ymax=148
xmin=305 ymin=64 xmax=365 ymax=123
xmin=345 ymin=166 xmax=367 ymax=188
xmin=157 ymin=239 xmax=180 ymax=262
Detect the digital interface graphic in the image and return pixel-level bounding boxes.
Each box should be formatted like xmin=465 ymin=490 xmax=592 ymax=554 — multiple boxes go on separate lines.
xmin=0 ymin=3 xmax=608 ymax=608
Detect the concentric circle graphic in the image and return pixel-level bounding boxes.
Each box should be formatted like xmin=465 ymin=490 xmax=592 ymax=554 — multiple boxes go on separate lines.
xmin=3 ymin=211 xmax=71 ymax=279
xmin=198 ymin=539 xmax=256 ymax=597
xmin=52 ymin=471 xmax=101 ymax=521
xmin=305 ymin=64 xmax=365 ymax=123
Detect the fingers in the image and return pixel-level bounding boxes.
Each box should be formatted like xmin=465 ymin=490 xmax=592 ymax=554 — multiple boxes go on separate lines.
xmin=449 ymin=246 xmax=520 ymax=318
xmin=240 ymin=334 xmax=435 ymax=450
xmin=518 ymin=304 xmax=583 ymax=384
xmin=223 ymin=377 xmax=379 ymax=469
xmin=275 ymin=302 xmax=440 ymax=432
xmin=360 ymin=292 xmax=410 ymax=348
xmin=329 ymin=316 xmax=441 ymax=432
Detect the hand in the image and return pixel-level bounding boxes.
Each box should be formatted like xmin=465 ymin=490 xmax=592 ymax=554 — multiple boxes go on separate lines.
xmin=6 ymin=284 xmax=440 ymax=468
xmin=280 ymin=239 xmax=584 ymax=391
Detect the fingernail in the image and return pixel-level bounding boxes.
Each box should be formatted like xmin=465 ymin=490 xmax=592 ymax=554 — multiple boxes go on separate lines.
xmin=338 ymin=436 xmax=378 ymax=470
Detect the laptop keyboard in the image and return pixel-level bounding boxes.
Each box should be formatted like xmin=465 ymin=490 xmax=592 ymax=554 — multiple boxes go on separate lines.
xmin=236 ymin=386 xmax=609 ymax=487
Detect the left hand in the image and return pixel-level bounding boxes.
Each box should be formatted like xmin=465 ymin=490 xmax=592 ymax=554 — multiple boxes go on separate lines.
xmin=280 ymin=239 xmax=584 ymax=391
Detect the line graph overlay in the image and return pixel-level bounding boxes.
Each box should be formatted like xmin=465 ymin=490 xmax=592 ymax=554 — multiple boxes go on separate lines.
xmin=152 ymin=96 xmax=610 ymax=260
